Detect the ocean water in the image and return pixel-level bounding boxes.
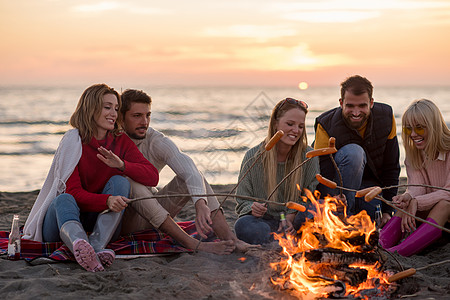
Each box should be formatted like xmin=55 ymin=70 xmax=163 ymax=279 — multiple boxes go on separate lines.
xmin=1 ymin=85 xmax=449 ymax=192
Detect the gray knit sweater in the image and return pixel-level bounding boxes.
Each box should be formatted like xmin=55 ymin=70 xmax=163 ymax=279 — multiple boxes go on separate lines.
xmin=235 ymin=143 xmax=319 ymax=219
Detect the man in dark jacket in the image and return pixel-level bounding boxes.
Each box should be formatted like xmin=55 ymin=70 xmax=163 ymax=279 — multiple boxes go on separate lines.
xmin=314 ymin=75 xmax=400 ymax=227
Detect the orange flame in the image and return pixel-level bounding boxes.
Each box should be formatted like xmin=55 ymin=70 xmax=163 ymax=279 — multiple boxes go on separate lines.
xmin=270 ymin=189 xmax=391 ymax=298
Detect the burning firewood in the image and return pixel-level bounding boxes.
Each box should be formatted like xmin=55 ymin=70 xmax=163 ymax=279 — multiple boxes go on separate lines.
xmin=269 ymin=188 xmax=395 ymax=298
xmin=271 ymin=269 xmax=346 ymax=298
xmin=296 ymin=248 xmax=379 ymax=266
xmin=309 ymin=263 xmax=369 ymax=287
xmin=305 ymin=227 xmax=379 ymax=251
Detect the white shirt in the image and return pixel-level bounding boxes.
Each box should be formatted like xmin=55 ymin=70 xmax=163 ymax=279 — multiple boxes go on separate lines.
xmin=130 ymin=127 xmax=207 ymax=204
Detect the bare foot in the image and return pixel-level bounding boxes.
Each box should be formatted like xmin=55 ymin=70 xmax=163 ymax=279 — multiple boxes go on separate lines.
xmin=235 ymin=239 xmax=261 ymax=252
xmin=197 ymin=240 xmax=235 ymax=255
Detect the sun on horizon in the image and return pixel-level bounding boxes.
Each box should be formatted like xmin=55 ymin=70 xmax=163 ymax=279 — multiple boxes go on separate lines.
xmin=298 ymin=82 xmax=309 ymax=90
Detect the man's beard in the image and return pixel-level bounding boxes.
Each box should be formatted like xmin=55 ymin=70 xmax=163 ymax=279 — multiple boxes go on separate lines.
xmin=127 ymin=128 xmax=147 ymax=140
xmin=343 ymin=114 xmax=368 ymax=130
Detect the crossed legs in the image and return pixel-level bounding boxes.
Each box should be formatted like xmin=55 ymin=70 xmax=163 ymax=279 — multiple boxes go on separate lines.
xmin=121 ymin=176 xmax=252 ymax=254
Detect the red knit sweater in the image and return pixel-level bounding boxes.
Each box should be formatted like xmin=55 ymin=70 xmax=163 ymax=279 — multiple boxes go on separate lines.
xmin=66 ymin=132 xmax=159 ymax=212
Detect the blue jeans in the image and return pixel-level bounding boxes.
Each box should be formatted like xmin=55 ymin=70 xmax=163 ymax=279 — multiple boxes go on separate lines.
xmin=320 ymin=144 xmax=381 ymax=219
xmin=42 ymin=175 xmax=130 ymax=242
xmin=234 ymin=205 xmax=315 ymax=245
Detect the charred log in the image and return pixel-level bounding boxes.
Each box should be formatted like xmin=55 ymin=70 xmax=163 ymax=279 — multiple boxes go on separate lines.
xmin=345 ymin=230 xmax=379 ymax=250
xmin=310 ymin=232 xmax=329 ymax=247
xmin=294 ymin=247 xmax=379 ymax=266
xmin=368 ymin=230 xmax=379 ymax=247
xmin=309 ymin=263 xmax=368 ymax=287
xmin=306 ymin=230 xmax=379 ymax=251
xmin=324 ymin=280 xmax=346 ymax=298
xmin=271 ymin=273 xmax=346 ymax=298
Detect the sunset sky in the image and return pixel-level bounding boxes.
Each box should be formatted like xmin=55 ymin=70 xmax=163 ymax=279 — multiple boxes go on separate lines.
xmin=2 ymin=0 xmax=450 ymax=87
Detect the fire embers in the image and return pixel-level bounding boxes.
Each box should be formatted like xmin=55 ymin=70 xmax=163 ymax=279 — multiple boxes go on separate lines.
xmin=270 ymin=191 xmax=395 ymax=299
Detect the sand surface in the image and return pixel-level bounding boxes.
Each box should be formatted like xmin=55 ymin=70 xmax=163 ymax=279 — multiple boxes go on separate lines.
xmin=0 ymin=183 xmax=449 ymax=299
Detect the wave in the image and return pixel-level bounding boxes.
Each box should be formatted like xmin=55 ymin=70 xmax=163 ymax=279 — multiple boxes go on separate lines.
xmin=0 ymin=151 xmax=55 ymax=156
xmin=0 ymin=146 xmax=249 ymax=156
xmin=0 ymin=120 xmax=68 ymax=126
xmin=185 ymin=146 xmax=249 ymax=154
xmin=160 ymin=128 xmax=243 ymax=139
xmin=157 ymin=111 xmax=269 ymax=124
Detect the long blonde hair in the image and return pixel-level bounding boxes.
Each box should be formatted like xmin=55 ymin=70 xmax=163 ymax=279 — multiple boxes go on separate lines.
xmin=262 ymin=99 xmax=308 ymax=202
xmin=69 ymin=84 xmax=121 ymax=143
xmin=402 ymin=99 xmax=450 ymax=169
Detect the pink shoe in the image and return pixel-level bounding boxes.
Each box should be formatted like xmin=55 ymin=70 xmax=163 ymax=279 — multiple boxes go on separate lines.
xmin=73 ymin=239 xmax=105 ymax=272
xmin=379 ymin=216 xmax=402 ymax=249
xmin=97 ymin=249 xmax=115 ymax=267
xmin=387 ymin=218 xmax=442 ymax=257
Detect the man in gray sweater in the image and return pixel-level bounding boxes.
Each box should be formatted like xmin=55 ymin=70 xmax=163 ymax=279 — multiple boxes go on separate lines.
xmin=119 ymin=89 xmax=252 ymax=254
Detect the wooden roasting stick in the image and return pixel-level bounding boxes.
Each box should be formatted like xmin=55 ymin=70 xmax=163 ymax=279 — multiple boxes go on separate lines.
xmin=315 ymin=175 xmax=450 ymax=234
xmin=214 ymin=129 xmax=284 ymax=201
xmin=102 ymin=193 xmax=281 ymax=213
xmin=306 ymin=138 xmax=342 ymax=198
xmin=356 ymin=183 xmax=450 ymax=198
xmin=125 ymin=193 xmax=306 ymax=212
xmin=102 ymin=130 xmax=284 ymax=218
xmin=193 ymin=130 xmax=296 ymax=252
xmin=388 ymin=259 xmax=450 ymax=282
xmin=227 ymin=129 xmax=298 ymax=211
xmin=267 ymin=143 xmax=337 ymax=202
xmin=267 ymin=139 xmax=337 ymax=200
xmin=117 ymin=129 xmax=303 ymax=254
xmin=326 ymin=137 xmax=343 ymax=198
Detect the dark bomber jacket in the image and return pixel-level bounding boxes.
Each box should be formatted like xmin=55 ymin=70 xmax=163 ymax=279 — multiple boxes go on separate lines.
xmin=314 ymin=102 xmax=400 ymax=214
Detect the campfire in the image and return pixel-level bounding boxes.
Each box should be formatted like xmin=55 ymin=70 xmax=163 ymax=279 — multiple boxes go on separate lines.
xmin=270 ymin=189 xmax=395 ymax=299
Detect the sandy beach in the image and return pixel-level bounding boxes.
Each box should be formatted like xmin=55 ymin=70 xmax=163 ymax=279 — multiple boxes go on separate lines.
xmin=0 ymin=182 xmax=449 ymax=299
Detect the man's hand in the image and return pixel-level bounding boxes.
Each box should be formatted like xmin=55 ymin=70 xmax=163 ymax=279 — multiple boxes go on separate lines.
xmin=251 ymin=202 xmax=267 ymax=218
xmin=195 ymin=199 xmax=213 ymax=239
xmin=97 ymin=146 xmax=125 ymax=171
xmin=106 ymin=195 xmax=128 ymax=212
xmin=380 ymin=212 xmax=391 ymax=228
xmin=333 ymin=193 xmax=347 ymax=214
xmin=277 ymin=213 xmax=296 ymax=235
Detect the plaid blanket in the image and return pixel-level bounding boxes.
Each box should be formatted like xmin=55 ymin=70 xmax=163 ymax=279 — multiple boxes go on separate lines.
xmin=0 ymin=221 xmax=197 ymax=263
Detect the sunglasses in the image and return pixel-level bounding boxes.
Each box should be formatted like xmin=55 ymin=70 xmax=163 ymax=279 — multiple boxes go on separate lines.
xmin=278 ymin=98 xmax=309 ymax=111
xmin=403 ymin=125 xmax=425 ymax=135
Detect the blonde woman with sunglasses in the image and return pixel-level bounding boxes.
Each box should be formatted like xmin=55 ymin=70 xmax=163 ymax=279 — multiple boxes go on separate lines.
xmin=380 ymin=99 xmax=450 ymax=256
xmin=234 ymin=98 xmax=320 ymax=245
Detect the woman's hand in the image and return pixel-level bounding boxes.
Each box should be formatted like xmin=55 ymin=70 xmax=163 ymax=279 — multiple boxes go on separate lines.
xmin=401 ymin=198 xmax=418 ymax=233
xmin=392 ymin=193 xmax=412 ymax=209
xmin=106 ymin=195 xmax=128 ymax=212
xmin=251 ymin=202 xmax=267 ymax=218
xmin=97 ymin=146 xmax=125 ymax=171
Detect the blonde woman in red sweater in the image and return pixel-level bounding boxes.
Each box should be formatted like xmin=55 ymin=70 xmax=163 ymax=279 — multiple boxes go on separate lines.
xmin=380 ymin=99 xmax=450 ymax=256
xmin=24 ymin=84 xmax=158 ymax=271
